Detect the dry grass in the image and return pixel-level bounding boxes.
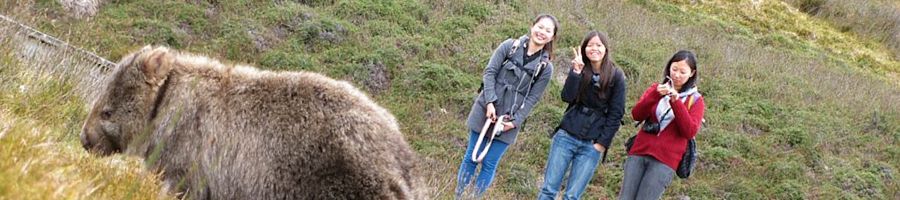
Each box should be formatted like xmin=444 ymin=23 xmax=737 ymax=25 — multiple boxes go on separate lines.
xmin=789 ymin=0 xmax=900 ymax=59
xmin=0 ymin=20 xmax=172 ymax=199
xmin=0 ymin=110 xmax=172 ymax=200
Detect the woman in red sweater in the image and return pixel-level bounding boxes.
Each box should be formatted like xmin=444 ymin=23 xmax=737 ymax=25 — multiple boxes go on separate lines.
xmin=618 ymin=50 xmax=705 ymax=200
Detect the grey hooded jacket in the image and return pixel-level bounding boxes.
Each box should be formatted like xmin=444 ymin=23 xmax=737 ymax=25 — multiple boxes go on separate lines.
xmin=466 ymin=35 xmax=554 ymax=145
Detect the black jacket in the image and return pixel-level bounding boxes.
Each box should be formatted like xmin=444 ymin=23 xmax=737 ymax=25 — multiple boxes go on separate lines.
xmin=558 ymin=67 xmax=626 ymax=148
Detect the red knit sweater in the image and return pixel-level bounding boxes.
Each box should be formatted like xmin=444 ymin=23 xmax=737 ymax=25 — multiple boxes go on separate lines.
xmin=628 ymin=83 xmax=705 ymax=170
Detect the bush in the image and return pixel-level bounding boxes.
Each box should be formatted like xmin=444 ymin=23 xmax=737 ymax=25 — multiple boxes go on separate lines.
xmin=767 ymin=160 xmax=806 ymax=181
xmin=834 ymin=168 xmax=885 ymax=199
xmin=437 ymin=16 xmax=478 ymax=40
xmin=773 ymin=179 xmax=806 ymax=200
xmin=704 ymin=146 xmax=738 ymax=169
xmin=131 ymin=19 xmax=182 ymax=48
xmin=333 ymin=0 xmax=427 ymax=33
xmin=258 ymin=51 xmax=316 ymax=71
xmin=402 ymin=62 xmax=477 ymax=94
xmin=774 ymin=127 xmax=812 ymax=149
xmin=792 ymin=0 xmax=828 ymax=14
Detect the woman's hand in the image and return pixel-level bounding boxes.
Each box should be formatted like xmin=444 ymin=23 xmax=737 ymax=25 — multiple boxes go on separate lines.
xmin=486 ymin=103 xmax=497 ymax=122
xmin=656 ymin=83 xmax=671 ymax=96
xmin=501 ymin=120 xmax=516 ymax=132
xmin=667 ymin=91 xmax=679 ymax=101
xmin=571 ymin=47 xmax=584 ymax=74
xmin=593 ymin=143 xmax=606 ymax=152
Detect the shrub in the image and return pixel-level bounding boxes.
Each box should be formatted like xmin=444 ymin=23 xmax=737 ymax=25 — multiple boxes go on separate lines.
xmin=258 ymin=51 xmax=316 ymax=71
xmin=774 ymin=127 xmax=812 ymax=149
xmin=773 ymin=179 xmax=806 ymax=200
xmin=834 ymin=167 xmax=886 ymax=199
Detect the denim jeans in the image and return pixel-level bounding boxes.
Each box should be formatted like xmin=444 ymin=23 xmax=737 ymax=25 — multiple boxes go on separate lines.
xmin=538 ymin=129 xmax=603 ymax=200
xmin=618 ymin=155 xmax=675 ymax=200
xmin=456 ymin=130 xmax=510 ymax=198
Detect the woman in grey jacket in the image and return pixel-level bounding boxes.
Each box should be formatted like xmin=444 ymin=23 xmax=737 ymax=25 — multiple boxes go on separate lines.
xmin=539 ymin=31 xmax=626 ymax=200
xmin=455 ymin=14 xmax=558 ymax=198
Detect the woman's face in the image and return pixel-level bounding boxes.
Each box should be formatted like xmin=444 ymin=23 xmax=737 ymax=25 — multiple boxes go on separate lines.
xmin=530 ymin=18 xmax=556 ymax=46
xmin=584 ymin=36 xmax=606 ymax=63
xmin=669 ymin=60 xmax=694 ymax=88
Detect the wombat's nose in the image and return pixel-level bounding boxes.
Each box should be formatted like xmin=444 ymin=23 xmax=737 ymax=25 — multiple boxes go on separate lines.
xmin=80 ymin=130 xmax=92 ymax=150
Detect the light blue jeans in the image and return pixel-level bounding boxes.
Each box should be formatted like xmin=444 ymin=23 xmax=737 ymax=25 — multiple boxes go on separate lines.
xmin=538 ymin=129 xmax=603 ymax=200
xmin=456 ymin=130 xmax=510 ymax=198
xmin=618 ymin=155 xmax=675 ymax=200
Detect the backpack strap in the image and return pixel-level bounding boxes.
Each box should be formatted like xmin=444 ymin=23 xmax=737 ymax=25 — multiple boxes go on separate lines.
xmin=507 ymin=38 xmax=521 ymax=59
xmin=476 ymin=38 xmax=520 ymax=93
xmin=531 ymin=59 xmax=547 ymax=85
xmin=687 ymin=94 xmax=698 ymax=109
xmin=685 ymin=93 xmax=706 ymax=128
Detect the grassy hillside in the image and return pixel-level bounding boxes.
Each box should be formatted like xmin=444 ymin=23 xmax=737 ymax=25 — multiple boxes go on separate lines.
xmin=1 ymin=0 xmax=898 ymax=199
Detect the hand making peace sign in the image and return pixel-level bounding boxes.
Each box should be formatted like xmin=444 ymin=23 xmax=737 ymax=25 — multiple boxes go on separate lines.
xmin=571 ymin=47 xmax=584 ymax=74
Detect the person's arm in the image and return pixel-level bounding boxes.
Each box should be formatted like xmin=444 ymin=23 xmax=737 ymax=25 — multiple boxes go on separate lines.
xmin=631 ymin=83 xmax=663 ymax=121
xmin=560 ymin=68 xmax=582 ymax=104
xmin=671 ymin=96 xmax=705 ymax=138
xmin=511 ymin=63 xmax=554 ymax=128
xmin=595 ymin=70 xmax=627 ymax=147
xmin=481 ymin=39 xmax=515 ymax=105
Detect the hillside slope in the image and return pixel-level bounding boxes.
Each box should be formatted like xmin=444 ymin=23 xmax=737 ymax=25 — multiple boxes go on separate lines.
xmin=1 ymin=0 xmax=898 ymax=199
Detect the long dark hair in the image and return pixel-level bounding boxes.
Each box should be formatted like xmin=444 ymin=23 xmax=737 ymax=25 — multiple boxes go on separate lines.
xmin=662 ymin=50 xmax=699 ymax=92
xmin=576 ymin=31 xmax=618 ymax=102
xmin=531 ymin=14 xmax=559 ymax=60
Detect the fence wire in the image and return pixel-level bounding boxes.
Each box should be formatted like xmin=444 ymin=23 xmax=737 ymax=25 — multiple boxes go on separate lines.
xmin=1 ymin=14 xmax=115 ymax=103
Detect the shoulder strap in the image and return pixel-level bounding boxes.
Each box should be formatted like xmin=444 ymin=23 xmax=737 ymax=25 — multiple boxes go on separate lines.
xmin=479 ymin=38 xmax=521 ymax=93
xmin=507 ymin=38 xmax=520 ymax=59
xmin=686 ymin=93 xmax=706 ymax=127
xmin=687 ymin=94 xmax=698 ymax=109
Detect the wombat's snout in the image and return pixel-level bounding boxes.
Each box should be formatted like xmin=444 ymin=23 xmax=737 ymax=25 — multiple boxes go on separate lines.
xmin=80 ymin=127 xmax=92 ymax=151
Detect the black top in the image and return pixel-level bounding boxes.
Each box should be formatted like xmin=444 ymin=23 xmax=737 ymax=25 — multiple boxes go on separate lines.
xmin=558 ymin=67 xmax=627 ymax=148
xmin=523 ymin=48 xmax=543 ymax=66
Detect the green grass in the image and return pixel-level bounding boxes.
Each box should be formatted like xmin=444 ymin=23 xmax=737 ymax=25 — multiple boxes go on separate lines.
xmin=1 ymin=0 xmax=899 ymax=199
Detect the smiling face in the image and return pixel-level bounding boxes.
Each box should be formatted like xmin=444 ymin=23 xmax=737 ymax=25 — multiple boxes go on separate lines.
xmin=530 ymin=17 xmax=556 ymax=46
xmin=668 ymin=60 xmax=694 ymax=89
xmin=81 ymin=46 xmax=172 ymax=156
xmin=584 ymin=36 xmax=606 ymax=63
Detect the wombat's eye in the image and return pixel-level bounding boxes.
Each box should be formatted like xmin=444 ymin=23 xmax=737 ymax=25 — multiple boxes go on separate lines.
xmin=101 ymin=108 xmax=113 ymax=119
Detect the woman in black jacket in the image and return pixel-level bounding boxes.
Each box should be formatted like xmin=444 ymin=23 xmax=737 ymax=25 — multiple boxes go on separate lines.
xmin=538 ymin=31 xmax=626 ymax=200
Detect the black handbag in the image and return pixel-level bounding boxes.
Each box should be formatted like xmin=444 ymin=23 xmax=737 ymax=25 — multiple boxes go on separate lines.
xmin=676 ymin=139 xmax=697 ymax=179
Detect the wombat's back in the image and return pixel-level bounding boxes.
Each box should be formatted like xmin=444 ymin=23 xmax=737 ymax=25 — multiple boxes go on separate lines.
xmin=190 ymin=65 xmax=420 ymax=199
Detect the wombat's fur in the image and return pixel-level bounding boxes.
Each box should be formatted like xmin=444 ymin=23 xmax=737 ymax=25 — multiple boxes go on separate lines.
xmin=80 ymin=46 xmax=422 ymax=199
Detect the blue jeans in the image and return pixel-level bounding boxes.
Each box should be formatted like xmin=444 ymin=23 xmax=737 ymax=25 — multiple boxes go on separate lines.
xmin=456 ymin=130 xmax=510 ymax=198
xmin=538 ymin=129 xmax=603 ymax=200
xmin=618 ymin=155 xmax=674 ymax=200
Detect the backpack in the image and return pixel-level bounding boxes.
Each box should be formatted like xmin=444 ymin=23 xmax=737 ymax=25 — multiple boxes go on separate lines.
xmin=624 ymin=94 xmax=701 ymax=179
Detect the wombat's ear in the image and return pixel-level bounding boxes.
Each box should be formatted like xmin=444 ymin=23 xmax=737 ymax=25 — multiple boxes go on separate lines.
xmin=139 ymin=46 xmax=175 ymax=86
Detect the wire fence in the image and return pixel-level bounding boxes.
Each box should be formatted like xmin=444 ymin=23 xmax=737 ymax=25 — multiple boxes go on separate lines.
xmin=0 ymin=14 xmax=115 ymax=103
